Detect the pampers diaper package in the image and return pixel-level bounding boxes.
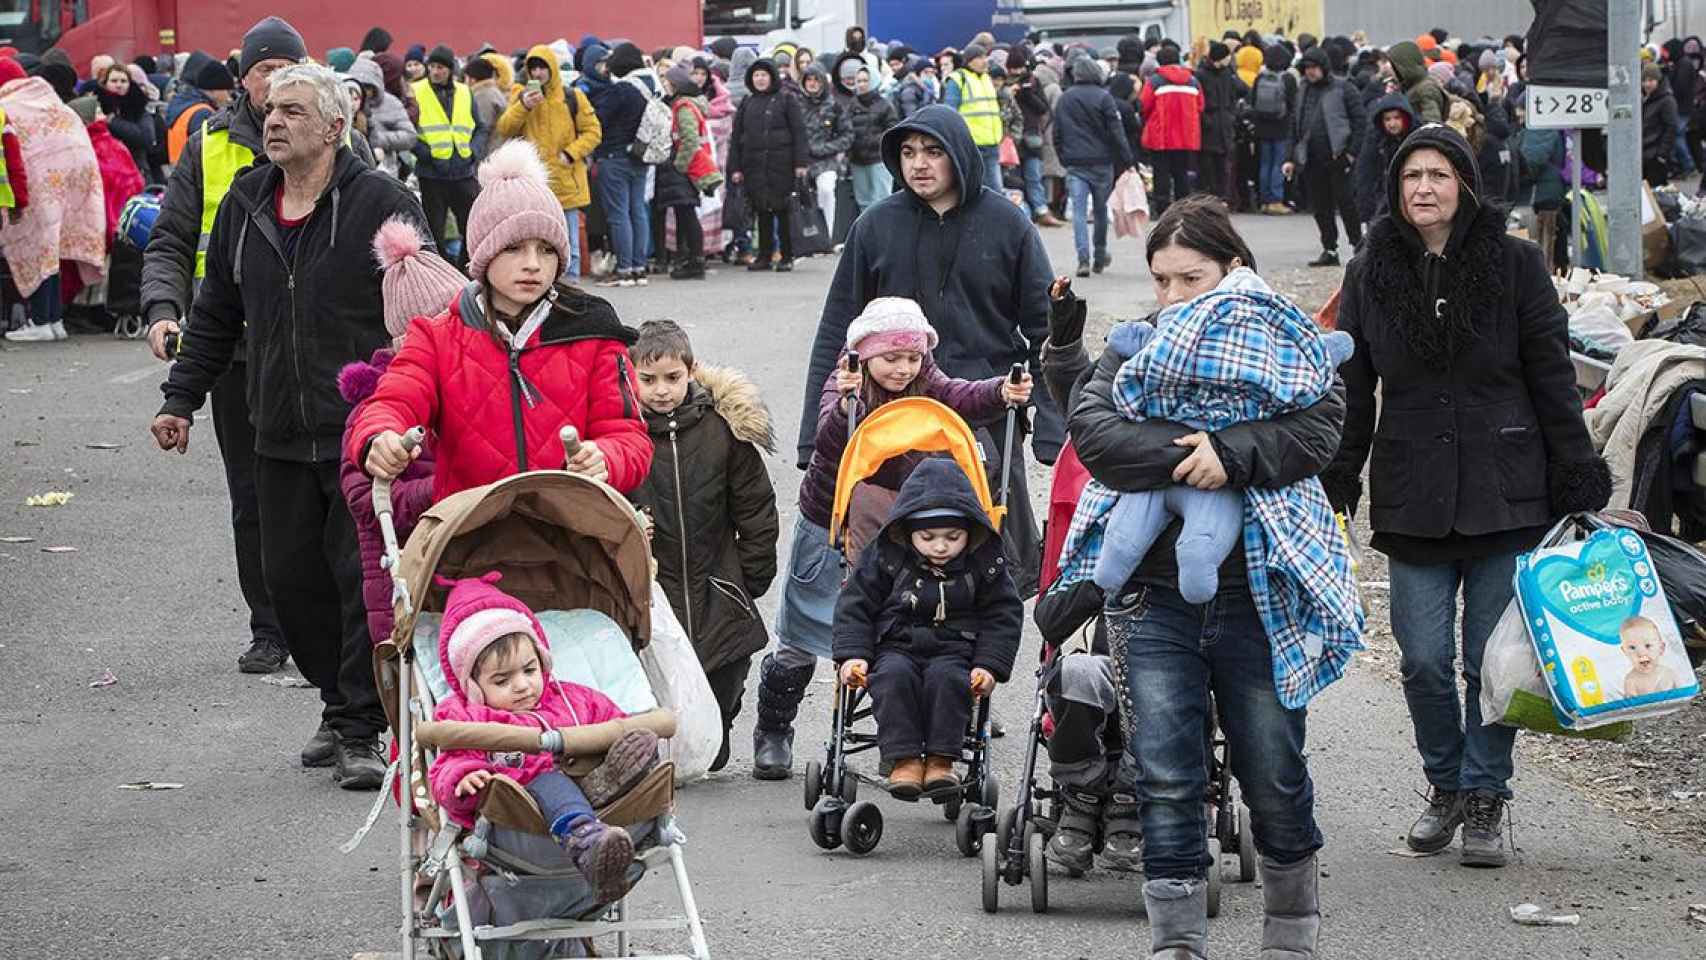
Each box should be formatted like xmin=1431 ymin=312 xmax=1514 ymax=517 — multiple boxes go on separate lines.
xmin=1515 ymin=527 xmax=1700 ymax=729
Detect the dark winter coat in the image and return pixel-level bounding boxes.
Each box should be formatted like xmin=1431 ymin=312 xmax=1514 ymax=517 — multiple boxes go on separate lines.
xmin=1387 ymin=41 xmax=1448 ymax=124
xmin=1053 ymin=57 xmax=1134 ymax=171
xmin=797 ymin=357 xmax=1009 ymax=530
xmin=1477 ymin=95 xmax=1515 ymax=202
xmin=1293 ymin=55 xmax=1365 ymax=166
xmin=1056 ymin=325 xmax=1346 ymax=596
xmin=96 ymin=82 xmax=159 ymax=181
xmin=1353 ymin=92 xmax=1417 ymax=224
xmin=795 ymin=105 xmax=1060 ymax=468
xmin=831 ymin=457 xmax=1024 ymax=682
xmin=726 ymin=59 xmax=808 ymax=212
xmin=848 ymin=88 xmax=899 ymax=165
xmin=582 ymin=51 xmax=648 ymax=160
xmin=1322 ymin=124 xmax=1611 ymax=565
xmin=1195 ymin=60 xmax=1249 ymax=155
xmin=140 ymin=95 xmax=375 ymax=335
xmin=1644 ymin=84 xmax=1680 ymax=164
xmin=891 ymin=58 xmax=936 ymax=119
xmin=158 ymin=146 xmax=429 ymax=463
xmin=632 ymin=366 xmax=781 ymax=674
xmin=1105 ymin=73 xmax=1144 ymax=164
xmin=800 ymin=64 xmax=854 ymax=179
xmin=1249 ymin=45 xmax=1299 ymax=141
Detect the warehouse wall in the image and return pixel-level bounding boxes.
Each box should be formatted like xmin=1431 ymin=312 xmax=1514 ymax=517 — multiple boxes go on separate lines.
xmin=1323 ymin=0 xmax=1534 ymax=46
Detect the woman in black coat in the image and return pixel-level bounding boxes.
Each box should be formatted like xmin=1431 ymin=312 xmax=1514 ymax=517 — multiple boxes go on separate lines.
xmin=1323 ymin=125 xmax=1610 ymax=870
xmin=726 ymin=58 xmax=808 ymax=271
xmin=95 ymin=65 xmax=160 ymax=183
xmin=1043 ymin=196 xmax=1343 ymax=960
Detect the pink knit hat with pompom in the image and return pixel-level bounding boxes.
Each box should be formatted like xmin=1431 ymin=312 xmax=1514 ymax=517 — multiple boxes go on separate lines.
xmin=437 ymin=572 xmax=555 ymax=706
xmin=372 ymin=217 xmax=467 ymax=343
xmin=464 ymin=140 xmax=572 ymax=284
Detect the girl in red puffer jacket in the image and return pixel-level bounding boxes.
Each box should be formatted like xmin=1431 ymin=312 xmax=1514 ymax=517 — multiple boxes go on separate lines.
xmin=347 ymin=141 xmax=652 ymax=498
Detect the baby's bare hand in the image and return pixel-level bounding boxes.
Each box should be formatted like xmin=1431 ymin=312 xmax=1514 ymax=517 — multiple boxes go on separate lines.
xmin=455 ymin=770 xmax=494 ymax=797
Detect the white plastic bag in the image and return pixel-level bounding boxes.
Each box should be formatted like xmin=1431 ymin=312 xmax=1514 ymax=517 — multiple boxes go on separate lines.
xmin=1480 ymin=598 xmax=1632 ymax=741
xmin=638 ymin=582 xmax=722 ymax=784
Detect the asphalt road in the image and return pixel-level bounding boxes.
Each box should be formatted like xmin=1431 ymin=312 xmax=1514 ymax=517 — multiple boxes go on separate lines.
xmin=2 ymin=210 xmax=1702 ymax=960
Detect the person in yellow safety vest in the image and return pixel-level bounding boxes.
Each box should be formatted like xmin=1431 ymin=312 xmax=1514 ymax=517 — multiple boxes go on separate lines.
xmin=411 ymin=43 xmax=482 ymax=268
xmin=139 ymin=16 xmax=317 ymax=682
xmin=943 ymin=42 xmax=1005 ymax=196
xmin=0 ymin=102 xmax=25 ymax=221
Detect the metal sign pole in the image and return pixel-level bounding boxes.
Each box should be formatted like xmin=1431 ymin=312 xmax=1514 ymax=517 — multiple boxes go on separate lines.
xmin=1606 ymin=0 xmax=1643 ymax=276
xmin=1572 ymin=128 xmax=1584 ymax=268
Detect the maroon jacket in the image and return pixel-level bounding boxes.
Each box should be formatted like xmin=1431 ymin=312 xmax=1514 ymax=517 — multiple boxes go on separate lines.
xmin=796 ymin=356 xmax=1007 ymax=529
xmin=337 ymin=349 xmax=437 ymax=647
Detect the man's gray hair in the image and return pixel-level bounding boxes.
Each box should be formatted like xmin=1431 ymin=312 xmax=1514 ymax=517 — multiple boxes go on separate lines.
xmin=268 ymin=63 xmax=351 ymax=129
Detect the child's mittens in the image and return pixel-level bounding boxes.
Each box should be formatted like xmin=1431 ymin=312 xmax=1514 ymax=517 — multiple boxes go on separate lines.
xmin=1048 ymin=278 xmax=1088 ymax=347
xmin=1107 ymin=320 xmax=1155 ymax=360
xmin=1321 ymin=330 xmax=1355 ymax=368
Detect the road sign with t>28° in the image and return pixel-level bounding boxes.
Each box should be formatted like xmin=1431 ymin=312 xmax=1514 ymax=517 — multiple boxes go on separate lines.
xmin=1526 ymin=85 xmax=1609 ymax=129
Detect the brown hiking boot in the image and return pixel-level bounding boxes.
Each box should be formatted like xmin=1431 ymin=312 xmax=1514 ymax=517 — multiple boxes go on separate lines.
xmin=923 ymin=755 xmax=960 ymax=792
xmin=1035 ymin=211 xmax=1066 ymax=228
xmin=888 ymin=757 xmax=924 ymax=798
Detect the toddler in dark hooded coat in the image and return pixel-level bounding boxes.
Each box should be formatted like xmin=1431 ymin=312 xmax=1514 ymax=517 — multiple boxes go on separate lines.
xmin=832 ymin=457 xmax=1023 ymax=797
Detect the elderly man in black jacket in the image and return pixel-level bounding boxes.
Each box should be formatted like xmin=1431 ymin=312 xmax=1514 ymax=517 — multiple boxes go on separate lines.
xmin=1284 ymin=46 xmax=1366 ymax=266
xmin=140 ymin=16 xmax=375 ymax=679
xmin=151 ymin=63 xmax=430 ymax=791
xmin=1054 ymin=55 xmax=1134 ymax=278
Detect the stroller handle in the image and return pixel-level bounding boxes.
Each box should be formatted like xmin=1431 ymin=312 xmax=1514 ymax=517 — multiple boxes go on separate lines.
xmin=560 ymin=425 xmax=582 ymax=467
xmin=373 ymin=426 xmax=425 ymax=615
xmin=416 ymin=708 xmax=679 ymax=756
xmin=998 ymin=363 xmax=1027 ymax=509
xmin=372 ymin=427 xmax=426 ymax=521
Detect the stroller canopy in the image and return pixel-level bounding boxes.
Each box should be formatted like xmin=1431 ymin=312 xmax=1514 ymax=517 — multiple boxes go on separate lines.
xmin=829 ymin=397 xmax=1003 ymax=548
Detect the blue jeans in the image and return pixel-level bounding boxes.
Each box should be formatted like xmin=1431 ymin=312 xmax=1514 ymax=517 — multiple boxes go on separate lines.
xmin=1107 ymin=585 xmax=1323 ymax=880
xmin=850 ymin=162 xmax=893 ymax=214
xmin=1258 ymin=138 xmax=1290 ymax=204
xmin=595 ymin=153 xmax=650 ymax=272
xmin=1387 ymin=551 xmax=1520 ymax=798
xmin=977 ymin=144 xmax=1004 ymax=195
xmin=562 ymin=208 xmax=583 ymax=279
xmin=1675 ymin=113 xmax=1696 ymax=174
xmin=526 ymin=769 xmax=595 ymax=836
xmin=1021 ymin=151 xmax=1047 ymax=216
xmin=1066 ymin=165 xmax=1114 ymax=264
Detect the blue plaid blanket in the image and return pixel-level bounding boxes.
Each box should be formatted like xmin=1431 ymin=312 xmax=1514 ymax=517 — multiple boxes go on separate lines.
xmin=1059 ymin=269 xmax=1365 ymax=708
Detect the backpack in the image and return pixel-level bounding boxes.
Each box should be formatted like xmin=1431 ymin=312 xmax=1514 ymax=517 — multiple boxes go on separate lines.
xmin=1252 ymin=71 xmax=1286 ymax=120
xmin=624 ymin=76 xmax=675 ymax=165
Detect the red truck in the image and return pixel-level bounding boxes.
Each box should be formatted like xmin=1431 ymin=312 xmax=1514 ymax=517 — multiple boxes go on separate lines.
xmin=4 ymin=1 xmax=703 ymax=73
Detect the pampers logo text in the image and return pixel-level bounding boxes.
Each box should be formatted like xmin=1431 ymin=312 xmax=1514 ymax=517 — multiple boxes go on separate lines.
xmin=1558 ymin=570 xmax=1632 ymax=613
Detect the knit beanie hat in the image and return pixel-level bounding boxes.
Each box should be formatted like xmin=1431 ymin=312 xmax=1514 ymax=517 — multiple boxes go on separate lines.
xmin=326 ymin=46 xmax=356 ymax=73
xmin=438 ymin=572 xmax=554 ymax=705
xmin=195 ymin=58 xmax=235 ymax=91
xmin=606 ymin=42 xmax=645 ymax=78
xmin=664 ymin=63 xmax=694 ymax=93
xmin=405 ymin=44 xmax=427 ymax=65
xmin=845 ymin=297 xmax=939 ymax=357
xmin=464 ymin=140 xmax=573 ymax=285
xmin=1478 ymin=49 xmax=1498 ymax=72
xmin=66 ymin=94 xmax=99 ymax=124
xmin=373 ymin=217 xmax=467 ymax=342
xmin=1208 ymin=41 xmax=1231 ymax=63
xmin=1643 ymin=61 xmax=1664 ymax=84
xmin=427 ymin=44 xmax=456 ymax=71
xmin=0 ymin=57 xmax=24 ymax=87
xmin=239 ymin=16 xmax=307 ymax=76
xmin=1428 ymin=61 xmax=1456 ymax=85
xmin=962 ymin=42 xmax=989 ymax=63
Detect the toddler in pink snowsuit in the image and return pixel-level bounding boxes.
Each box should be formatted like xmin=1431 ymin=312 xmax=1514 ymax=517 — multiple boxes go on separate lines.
xmin=428 ymin=573 xmax=659 ymax=903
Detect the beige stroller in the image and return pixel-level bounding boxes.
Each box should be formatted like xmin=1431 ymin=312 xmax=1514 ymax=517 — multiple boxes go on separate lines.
xmin=370 ymin=465 xmax=710 ymax=959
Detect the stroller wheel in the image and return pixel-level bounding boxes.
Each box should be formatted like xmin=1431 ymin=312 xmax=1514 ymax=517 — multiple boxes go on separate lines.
xmin=804 ymin=760 xmax=823 ymax=812
xmin=843 ymin=801 xmax=884 ymax=855
xmin=1206 ymin=837 xmax=1223 ymax=917
xmin=1028 ymin=829 xmax=1050 ymax=913
xmin=809 ymin=799 xmax=843 ymax=851
xmin=981 ymin=839 xmax=1001 ymax=913
xmin=954 ymin=803 xmax=984 ymax=858
xmin=840 ymin=771 xmax=859 ymax=804
xmin=996 ymin=804 xmax=1019 ymax=860
xmin=1237 ymin=806 xmax=1258 ymax=882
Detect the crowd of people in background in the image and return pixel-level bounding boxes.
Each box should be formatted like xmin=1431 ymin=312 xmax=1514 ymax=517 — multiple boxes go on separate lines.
xmin=0 ymin=20 xmax=1619 ymax=343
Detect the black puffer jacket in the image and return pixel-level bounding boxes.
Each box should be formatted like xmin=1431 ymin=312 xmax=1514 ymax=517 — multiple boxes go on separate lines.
xmin=1323 ymin=124 xmax=1610 ymax=565
xmin=831 ymin=457 xmax=1024 ymax=681
xmin=1053 ymin=57 xmax=1134 ymax=170
xmin=1353 ymin=92 xmax=1416 ymax=224
xmin=847 ymin=88 xmax=899 ymax=165
xmin=159 ymin=147 xmax=429 ymax=463
xmin=632 ymin=366 xmax=781 ymax=674
xmin=97 ymin=82 xmax=159 ymax=180
xmin=726 ymin=58 xmax=808 ymax=211
xmin=1195 ymin=59 xmax=1249 ymax=154
xmin=799 ymin=64 xmax=854 ymax=179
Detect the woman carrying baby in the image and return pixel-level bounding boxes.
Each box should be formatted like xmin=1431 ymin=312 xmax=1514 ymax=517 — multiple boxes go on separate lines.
xmin=1321 ymin=124 xmax=1610 ymax=869
xmin=1043 ymin=194 xmax=1356 ymax=960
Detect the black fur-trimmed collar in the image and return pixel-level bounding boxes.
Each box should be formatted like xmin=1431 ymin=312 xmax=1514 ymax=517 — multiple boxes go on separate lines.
xmin=1358 ymin=205 xmax=1505 ymax=364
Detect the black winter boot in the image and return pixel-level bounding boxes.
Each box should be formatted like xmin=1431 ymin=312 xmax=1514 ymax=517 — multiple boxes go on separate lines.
xmin=752 ymin=654 xmax=813 ymax=780
xmin=1046 ymin=789 xmax=1102 ymax=873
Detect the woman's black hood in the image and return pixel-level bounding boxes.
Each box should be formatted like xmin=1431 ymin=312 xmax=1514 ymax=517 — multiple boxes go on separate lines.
xmin=744 ymin=57 xmax=780 ymax=96
xmin=1385 ymin=122 xmax=1486 ymax=259
xmin=1262 ymin=43 xmax=1292 ymax=72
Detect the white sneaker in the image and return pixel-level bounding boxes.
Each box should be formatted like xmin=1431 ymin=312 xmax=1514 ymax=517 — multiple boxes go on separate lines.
xmin=4 ymin=321 xmax=63 ymax=342
xmin=633 ymin=272 xmax=648 ymax=287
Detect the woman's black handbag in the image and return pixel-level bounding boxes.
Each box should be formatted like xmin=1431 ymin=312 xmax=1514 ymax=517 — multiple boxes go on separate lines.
xmin=789 ymin=181 xmax=832 ymax=257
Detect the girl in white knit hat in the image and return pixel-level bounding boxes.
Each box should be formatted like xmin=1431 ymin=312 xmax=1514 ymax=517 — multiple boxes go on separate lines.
xmin=750 ymin=296 xmax=1033 ymax=780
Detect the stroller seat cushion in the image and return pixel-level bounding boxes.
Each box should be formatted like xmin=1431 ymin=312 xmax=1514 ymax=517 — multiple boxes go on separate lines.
xmin=413 ymin=608 xmax=659 ymax=715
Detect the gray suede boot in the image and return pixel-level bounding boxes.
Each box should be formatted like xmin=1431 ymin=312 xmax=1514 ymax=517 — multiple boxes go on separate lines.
xmin=1259 ymin=854 xmax=1320 ymax=959
xmin=1143 ymin=878 xmax=1208 ymax=959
